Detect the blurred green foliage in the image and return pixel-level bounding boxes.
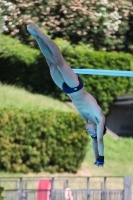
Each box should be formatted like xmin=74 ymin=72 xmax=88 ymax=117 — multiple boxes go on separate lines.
xmin=0 ymin=0 xmax=133 ymax=52
xmin=0 ymin=187 xmax=4 ymax=200
xmin=0 ymin=108 xmax=88 ymax=173
xmin=0 ymin=34 xmax=52 ymax=94
xmin=0 ymin=13 xmax=4 ymax=34
xmin=0 ymin=35 xmax=133 ymax=114
xmin=56 ymin=38 xmax=133 ymax=113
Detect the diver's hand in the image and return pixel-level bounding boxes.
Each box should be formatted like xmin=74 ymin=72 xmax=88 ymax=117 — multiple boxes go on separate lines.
xmin=94 ymin=155 xmax=104 ymax=167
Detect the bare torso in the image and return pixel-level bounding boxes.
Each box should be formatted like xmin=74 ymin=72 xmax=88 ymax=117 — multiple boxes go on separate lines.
xmin=68 ymin=87 xmax=102 ymax=124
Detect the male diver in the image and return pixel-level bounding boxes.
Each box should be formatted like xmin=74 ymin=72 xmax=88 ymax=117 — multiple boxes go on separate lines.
xmin=27 ymin=24 xmax=106 ymax=167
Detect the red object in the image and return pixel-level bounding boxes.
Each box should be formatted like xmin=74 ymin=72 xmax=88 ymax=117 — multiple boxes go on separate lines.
xmin=37 ymin=180 xmax=51 ymax=200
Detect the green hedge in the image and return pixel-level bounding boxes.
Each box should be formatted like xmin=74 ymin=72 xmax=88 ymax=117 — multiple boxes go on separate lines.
xmin=0 ymin=187 xmax=4 ymax=200
xmin=0 ymin=35 xmax=59 ymax=95
xmin=0 ymin=108 xmax=88 ymax=173
xmin=0 ymin=35 xmax=133 ymax=114
xmin=57 ymin=40 xmax=133 ymax=113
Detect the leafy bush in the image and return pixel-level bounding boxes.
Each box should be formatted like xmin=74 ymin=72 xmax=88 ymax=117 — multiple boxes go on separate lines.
xmin=0 ymin=35 xmax=133 ymax=114
xmin=0 ymin=34 xmax=54 ymax=94
xmin=39 ymin=0 xmax=132 ymax=52
xmin=0 ymin=0 xmax=133 ymax=52
xmin=0 ymin=12 xmax=4 ymax=34
xmin=49 ymin=38 xmax=133 ymax=114
xmin=0 ymin=108 xmax=88 ymax=173
xmin=0 ymin=187 xmax=4 ymax=200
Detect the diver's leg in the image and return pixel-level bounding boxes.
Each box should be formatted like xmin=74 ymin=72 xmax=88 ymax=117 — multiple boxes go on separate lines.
xmin=27 ymin=24 xmax=79 ymax=88
xmin=28 ymin=32 xmax=64 ymax=89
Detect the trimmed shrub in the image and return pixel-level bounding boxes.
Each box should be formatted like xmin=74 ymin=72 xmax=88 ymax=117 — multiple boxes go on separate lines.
xmin=54 ymin=39 xmax=133 ymax=114
xmin=0 ymin=108 xmax=89 ymax=173
xmin=0 ymin=187 xmax=5 ymax=200
xmin=0 ymin=34 xmax=55 ymax=94
xmin=0 ymin=35 xmax=133 ymax=114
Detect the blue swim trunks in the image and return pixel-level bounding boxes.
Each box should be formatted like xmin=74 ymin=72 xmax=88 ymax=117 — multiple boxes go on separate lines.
xmin=62 ymin=76 xmax=83 ymax=94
